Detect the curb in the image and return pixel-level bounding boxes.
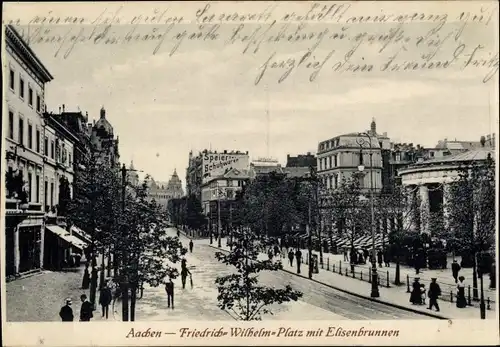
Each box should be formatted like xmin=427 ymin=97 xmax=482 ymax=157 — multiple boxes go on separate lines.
xmin=208 ymin=244 xmax=449 ymax=320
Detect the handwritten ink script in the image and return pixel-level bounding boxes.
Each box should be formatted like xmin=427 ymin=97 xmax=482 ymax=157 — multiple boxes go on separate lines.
xmin=124 ymin=326 xmax=401 ymax=339
xmin=3 ymin=2 xmax=499 ymax=84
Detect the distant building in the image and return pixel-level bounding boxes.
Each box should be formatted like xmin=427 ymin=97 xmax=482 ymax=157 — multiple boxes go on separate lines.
xmin=186 ymin=149 xmax=250 ymax=200
xmin=126 ymin=161 xmax=139 ymax=187
xmin=146 ymin=169 xmax=184 ymax=210
xmin=286 ymin=152 xmax=316 ymax=168
xmin=91 ymin=107 xmax=120 ymax=168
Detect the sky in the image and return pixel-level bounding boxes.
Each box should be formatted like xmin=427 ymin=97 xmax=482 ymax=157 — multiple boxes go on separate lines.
xmin=5 ymin=1 xmax=499 ymax=187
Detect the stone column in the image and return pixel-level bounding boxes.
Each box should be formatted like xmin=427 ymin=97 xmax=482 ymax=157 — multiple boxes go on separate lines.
xmin=403 ymin=185 xmax=414 ymax=232
xmin=419 ymin=185 xmax=430 ymax=234
xmin=14 ymin=226 xmax=20 ymax=275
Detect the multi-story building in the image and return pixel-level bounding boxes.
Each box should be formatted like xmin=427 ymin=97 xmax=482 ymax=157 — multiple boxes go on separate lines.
xmin=146 ymin=169 xmax=185 ymax=210
xmin=186 ymin=149 xmax=249 ymax=200
xmin=4 ymin=25 xmax=52 ymax=277
xmin=286 ymin=152 xmax=316 ymax=168
xmin=316 ymin=119 xmax=390 ymax=194
xmin=91 ymin=107 xmax=120 ymax=168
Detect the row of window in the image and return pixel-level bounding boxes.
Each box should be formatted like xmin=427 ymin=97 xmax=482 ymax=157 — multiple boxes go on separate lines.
xmin=209 ymin=180 xmax=244 ymax=188
xmin=9 ymin=68 xmax=43 ymax=113
xmin=318 ymin=155 xmax=339 ymax=171
xmin=8 ymin=111 xmax=73 ymax=167
xmin=319 ymin=138 xmax=341 ymax=152
xmin=8 ymin=167 xmax=57 ymax=207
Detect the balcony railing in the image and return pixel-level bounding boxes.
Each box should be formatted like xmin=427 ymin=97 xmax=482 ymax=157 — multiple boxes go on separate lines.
xmin=45 ymin=215 xmax=67 ymax=227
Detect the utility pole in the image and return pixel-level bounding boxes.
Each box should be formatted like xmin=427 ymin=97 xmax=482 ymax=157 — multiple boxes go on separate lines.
xmin=229 ymin=202 xmax=233 ymax=250
xmin=121 ymin=164 xmax=129 ymax=321
xmin=217 ymin=183 xmax=222 ymax=248
xmin=307 ymin=200 xmax=313 ymax=279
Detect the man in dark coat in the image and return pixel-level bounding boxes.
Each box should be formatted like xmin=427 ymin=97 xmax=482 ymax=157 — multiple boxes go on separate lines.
xmin=99 ymin=284 xmax=113 ymax=319
xmin=383 ymin=250 xmax=390 ymax=267
xmin=427 ymin=278 xmax=441 ymax=312
xmin=451 ymin=260 xmax=461 ymax=283
xmin=295 ymin=249 xmax=302 ymax=274
xmin=189 ymin=239 xmax=194 ymax=253
xmin=165 ymin=278 xmax=174 ymax=309
xmin=377 ymin=250 xmax=383 ymax=267
xmin=79 ymin=294 xmax=94 ymax=321
xmin=288 ymin=249 xmax=294 ymax=267
xmin=59 ymin=298 xmax=74 ymax=321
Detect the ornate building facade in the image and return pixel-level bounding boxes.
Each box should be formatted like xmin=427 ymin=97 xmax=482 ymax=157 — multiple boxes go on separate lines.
xmin=146 ymin=169 xmax=184 ymax=210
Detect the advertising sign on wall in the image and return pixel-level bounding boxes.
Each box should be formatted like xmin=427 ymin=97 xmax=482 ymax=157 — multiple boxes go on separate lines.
xmin=202 ymin=152 xmax=249 ymax=184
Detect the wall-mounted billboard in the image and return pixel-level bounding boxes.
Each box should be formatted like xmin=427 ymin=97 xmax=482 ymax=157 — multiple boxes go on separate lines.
xmin=202 ymin=152 xmax=249 ymax=184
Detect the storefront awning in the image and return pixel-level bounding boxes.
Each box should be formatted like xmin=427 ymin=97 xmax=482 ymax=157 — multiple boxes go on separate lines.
xmin=46 ymin=225 xmax=87 ymax=250
xmin=70 ymin=226 xmax=92 ymax=243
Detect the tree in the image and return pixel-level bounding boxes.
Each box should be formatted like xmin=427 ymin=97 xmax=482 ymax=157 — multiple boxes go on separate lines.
xmin=329 ymin=175 xmax=370 ymax=270
xmin=378 ymin=183 xmax=421 ymax=284
xmin=446 ymin=155 xmax=495 ymax=300
xmin=215 ymin=227 xmax=302 ymax=320
xmin=122 ymin=178 xmax=187 ymax=321
xmin=240 ymin=173 xmax=302 ymax=238
xmin=185 ymin=194 xmax=206 ymax=231
xmin=67 ymin=155 xmax=121 ymax=306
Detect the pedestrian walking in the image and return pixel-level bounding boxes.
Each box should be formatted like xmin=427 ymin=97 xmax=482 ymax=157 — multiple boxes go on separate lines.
xmin=383 ymin=249 xmax=390 ymax=267
xmin=427 ymin=278 xmax=441 ymax=312
xmin=409 ymin=277 xmax=423 ymax=305
xmin=343 ymin=249 xmax=348 ymax=262
xmin=456 ymin=276 xmax=467 ymax=308
xmin=181 ymin=266 xmax=192 ymax=289
xmin=189 ymin=239 xmax=194 ymax=253
xmin=295 ymin=249 xmax=302 ymax=274
xmin=59 ymin=298 xmax=74 ymax=322
xmin=81 ymin=263 xmax=90 ymax=290
xmin=377 ymin=250 xmax=383 ymax=267
xmin=451 ymin=259 xmax=461 ymax=283
xmin=79 ymin=294 xmax=94 ymax=321
xmin=288 ymin=249 xmax=295 ymax=267
xmin=99 ymin=284 xmax=112 ymax=319
xmin=165 ymin=278 xmax=174 ymax=309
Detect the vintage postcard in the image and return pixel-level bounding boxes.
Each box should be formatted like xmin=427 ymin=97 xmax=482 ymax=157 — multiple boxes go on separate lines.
xmin=1 ymin=1 xmax=499 ymax=346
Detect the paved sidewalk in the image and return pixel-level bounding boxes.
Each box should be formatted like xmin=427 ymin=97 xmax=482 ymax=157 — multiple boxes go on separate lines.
xmin=6 ymin=264 xmax=115 ymax=322
xmin=207 ymin=236 xmax=496 ymax=321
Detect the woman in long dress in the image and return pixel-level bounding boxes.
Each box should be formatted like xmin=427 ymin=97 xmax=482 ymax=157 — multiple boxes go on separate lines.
xmin=410 ymin=278 xmax=423 ymax=305
xmin=456 ymin=276 xmax=467 ymax=308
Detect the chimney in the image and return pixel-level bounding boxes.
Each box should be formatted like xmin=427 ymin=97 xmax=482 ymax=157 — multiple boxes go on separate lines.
xmin=93 ymin=119 xmax=96 ymax=126
xmin=62 ymin=104 xmax=65 ymax=112
xmin=59 ymin=106 xmax=61 ymax=113
xmin=100 ymin=106 xmax=106 ymax=119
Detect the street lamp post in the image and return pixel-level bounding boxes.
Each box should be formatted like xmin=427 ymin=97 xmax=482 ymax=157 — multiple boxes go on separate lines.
xmin=356 ymin=133 xmax=380 ymax=298
xmin=217 ymin=182 xmax=222 ymax=248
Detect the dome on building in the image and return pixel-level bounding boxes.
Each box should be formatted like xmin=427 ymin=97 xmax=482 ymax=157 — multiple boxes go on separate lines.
xmin=94 ymin=106 xmax=114 ymax=136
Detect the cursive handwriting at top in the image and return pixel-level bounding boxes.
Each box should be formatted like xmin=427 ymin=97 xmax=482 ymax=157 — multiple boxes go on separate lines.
xmin=5 ymin=2 xmax=498 ymax=85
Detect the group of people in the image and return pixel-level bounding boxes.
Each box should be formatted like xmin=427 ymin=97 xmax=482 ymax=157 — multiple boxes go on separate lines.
xmin=164 ymin=256 xmax=193 ymax=309
xmin=409 ymin=274 xmax=469 ymax=312
xmin=287 ymin=249 xmax=303 ymax=274
xmin=344 ymin=248 xmax=390 ymax=267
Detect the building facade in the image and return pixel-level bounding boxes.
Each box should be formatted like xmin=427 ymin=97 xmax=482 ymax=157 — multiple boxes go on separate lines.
xmin=91 ymin=107 xmax=120 ymax=168
xmin=4 ymin=25 xmax=54 ymax=278
xmin=316 ymin=119 xmax=389 ymax=194
xmin=398 ymin=136 xmax=496 ymax=236
xmin=146 ymin=169 xmax=184 ymax=210
xmin=186 ymin=149 xmax=249 ymax=200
